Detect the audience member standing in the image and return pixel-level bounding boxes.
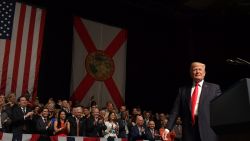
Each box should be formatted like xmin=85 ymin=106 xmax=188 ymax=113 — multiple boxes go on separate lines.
xmin=67 ymin=105 xmax=86 ymax=136
xmin=12 ymin=96 xmax=34 ymax=141
xmin=36 ymin=108 xmax=52 ymax=140
xmin=104 ymin=112 xmax=119 ymax=139
xmin=172 ymin=117 xmax=183 ymax=141
xmin=53 ymin=110 xmax=69 ymax=136
xmin=130 ymin=115 xmax=147 ymax=141
xmin=0 ymin=94 xmax=11 ymax=132
xmin=145 ymin=120 xmax=161 ymax=141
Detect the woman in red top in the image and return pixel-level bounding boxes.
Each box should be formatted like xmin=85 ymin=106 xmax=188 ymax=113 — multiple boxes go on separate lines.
xmin=53 ymin=110 xmax=69 ymax=136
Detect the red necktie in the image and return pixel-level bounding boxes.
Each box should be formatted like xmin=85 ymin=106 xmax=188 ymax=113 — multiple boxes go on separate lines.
xmin=191 ymin=82 xmax=199 ymax=125
xmin=76 ymin=118 xmax=80 ymax=136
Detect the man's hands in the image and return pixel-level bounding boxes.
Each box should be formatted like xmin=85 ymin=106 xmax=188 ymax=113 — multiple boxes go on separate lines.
xmin=24 ymin=111 xmax=34 ymax=119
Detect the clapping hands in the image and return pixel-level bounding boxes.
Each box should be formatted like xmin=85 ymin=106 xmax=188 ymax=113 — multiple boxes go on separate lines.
xmin=162 ymin=129 xmax=176 ymax=141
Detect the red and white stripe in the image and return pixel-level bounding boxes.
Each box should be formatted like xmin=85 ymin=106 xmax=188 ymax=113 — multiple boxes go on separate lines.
xmin=0 ymin=132 xmax=130 ymax=141
xmin=0 ymin=2 xmax=46 ymax=99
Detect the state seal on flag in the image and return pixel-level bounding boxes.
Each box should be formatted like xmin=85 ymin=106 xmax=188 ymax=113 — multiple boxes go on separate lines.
xmin=85 ymin=50 xmax=114 ymax=81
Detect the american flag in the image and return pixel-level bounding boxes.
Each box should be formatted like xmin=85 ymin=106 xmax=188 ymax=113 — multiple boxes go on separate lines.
xmin=0 ymin=0 xmax=46 ymax=100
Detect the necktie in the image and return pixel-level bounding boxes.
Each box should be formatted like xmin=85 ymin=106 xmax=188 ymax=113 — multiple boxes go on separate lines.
xmin=76 ymin=118 xmax=80 ymax=136
xmin=191 ymin=82 xmax=199 ymax=125
xmin=22 ymin=107 xmax=26 ymax=114
xmin=139 ymin=127 xmax=142 ymax=135
xmin=44 ymin=118 xmax=47 ymax=124
xmin=94 ymin=118 xmax=98 ymax=125
xmin=22 ymin=107 xmax=27 ymax=131
xmin=124 ymin=120 xmax=129 ymax=134
xmin=151 ymin=129 xmax=154 ymax=138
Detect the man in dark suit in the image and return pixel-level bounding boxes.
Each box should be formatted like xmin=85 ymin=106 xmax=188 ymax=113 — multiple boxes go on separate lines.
xmin=36 ymin=107 xmax=52 ymax=140
xmin=85 ymin=107 xmax=106 ymax=137
xmin=11 ymin=96 xmax=34 ymax=141
xmin=162 ymin=62 xmax=222 ymax=141
xmin=130 ymin=115 xmax=147 ymax=141
xmin=145 ymin=120 xmax=161 ymax=141
xmin=67 ymin=105 xmax=86 ymax=136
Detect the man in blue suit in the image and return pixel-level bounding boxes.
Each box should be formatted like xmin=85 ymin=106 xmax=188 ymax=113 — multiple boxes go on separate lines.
xmin=163 ymin=62 xmax=222 ymax=141
xmin=130 ymin=115 xmax=147 ymax=141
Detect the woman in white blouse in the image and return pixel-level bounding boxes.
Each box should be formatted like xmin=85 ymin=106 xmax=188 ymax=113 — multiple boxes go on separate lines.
xmin=104 ymin=112 xmax=119 ymax=138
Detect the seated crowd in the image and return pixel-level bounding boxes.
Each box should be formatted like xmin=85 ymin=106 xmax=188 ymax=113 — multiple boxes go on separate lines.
xmin=0 ymin=93 xmax=182 ymax=141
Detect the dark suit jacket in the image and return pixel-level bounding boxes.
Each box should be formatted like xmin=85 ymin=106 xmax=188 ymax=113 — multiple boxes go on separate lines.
xmin=118 ymin=119 xmax=128 ymax=138
xmin=167 ymin=81 xmax=221 ymax=141
xmin=11 ymin=106 xmax=33 ymax=134
xmin=130 ymin=125 xmax=147 ymax=141
xmin=67 ymin=116 xmax=86 ymax=136
xmin=85 ymin=115 xmax=106 ymax=137
xmin=1 ymin=110 xmax=12 ymax=132
xmin=36 ymin=116 xmax=50 ymax=135
xmin=145 ymin=128 xmax=161 ymax=141
xmin=35 ymin=116 xmax=51 ymax=141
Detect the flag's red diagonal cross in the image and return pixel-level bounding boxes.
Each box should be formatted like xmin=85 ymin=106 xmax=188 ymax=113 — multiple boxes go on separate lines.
xmin=70 ymin=73 xmax=96 ymax=102
xmin=104 ymin=78 xmax=124 ymax=108
xmin=105 ymin=29 xmax=128 ymax=57
xmin=70 ymin=18 xmax=127 ymax=107
xmin=73 ymin=17 xmax=97 ymax=53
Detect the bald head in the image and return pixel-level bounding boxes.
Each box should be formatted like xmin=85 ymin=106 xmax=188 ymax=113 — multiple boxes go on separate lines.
xmin=136 ymin=115 xmax=144 ymax=126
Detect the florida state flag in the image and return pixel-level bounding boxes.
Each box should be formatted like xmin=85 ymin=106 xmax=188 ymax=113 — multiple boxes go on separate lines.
xmin=70 ymin=17 xmax=127 ymax=108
